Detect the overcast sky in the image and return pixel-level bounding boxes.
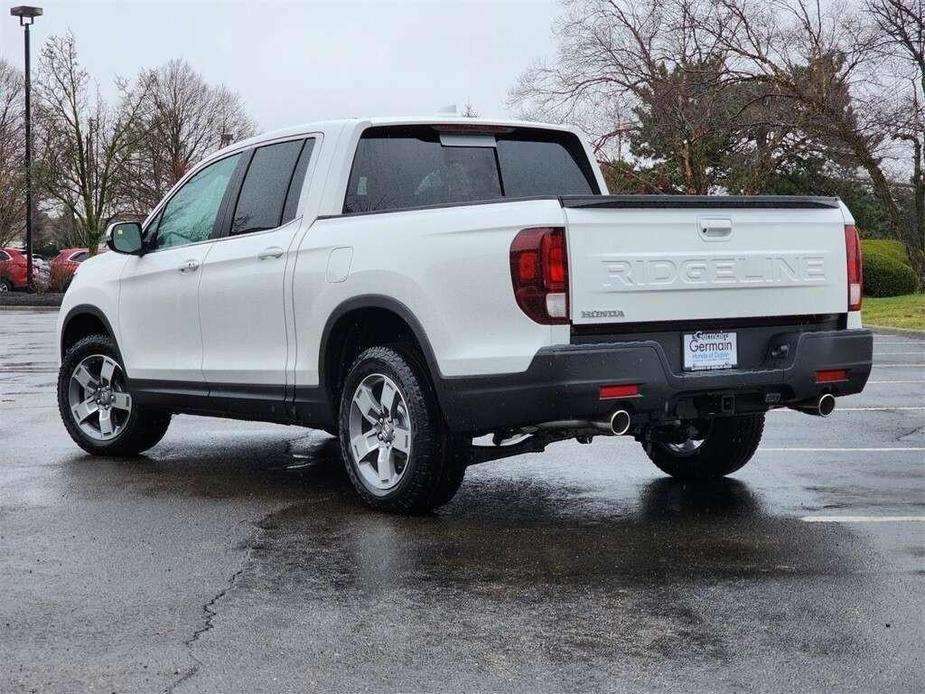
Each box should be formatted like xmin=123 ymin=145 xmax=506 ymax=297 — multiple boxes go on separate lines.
xmin=1 ymin=0 xmax=560 ymax=133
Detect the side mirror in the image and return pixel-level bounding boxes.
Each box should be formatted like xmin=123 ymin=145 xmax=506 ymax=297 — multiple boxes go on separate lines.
xmin=106 ymin=222 xmax=144 ymax=255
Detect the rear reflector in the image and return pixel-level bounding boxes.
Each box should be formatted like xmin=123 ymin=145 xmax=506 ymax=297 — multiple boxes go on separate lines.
xmin=815 ymin=369 xmax=848 ymax=383
xmin=599 ymin=384 xmax=640 ymax=399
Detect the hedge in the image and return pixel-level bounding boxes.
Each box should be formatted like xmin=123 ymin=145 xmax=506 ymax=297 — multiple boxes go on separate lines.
xmin=863 ymin=251 xmax=919 ymax=297
xmin=861 ymin=239 xmax=909 ymax=266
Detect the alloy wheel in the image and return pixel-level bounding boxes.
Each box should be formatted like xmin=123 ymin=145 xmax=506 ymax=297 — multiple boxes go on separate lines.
xmin=67 ymin=354 xmax=132 ymax=441
xmin=347 ymin=373 xmax=412 ymax=491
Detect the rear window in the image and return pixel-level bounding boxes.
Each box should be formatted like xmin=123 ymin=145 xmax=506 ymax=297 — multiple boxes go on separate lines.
xmin=343 ymin=126 xmax=598 ymax=214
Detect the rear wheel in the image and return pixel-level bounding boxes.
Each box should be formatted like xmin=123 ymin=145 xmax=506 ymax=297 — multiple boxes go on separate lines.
xmin=338 ymin=345 xmax=465 ymax=513
xmin=58 ymin=334 xmax=171 ymax=456
xmin=0 ymin=278 xmax=12 ymax=293
xmin=644 ymin=414 xmax=765 ymax=480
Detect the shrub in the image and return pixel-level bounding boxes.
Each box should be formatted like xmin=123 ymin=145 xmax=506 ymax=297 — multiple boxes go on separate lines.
xmin=863 ymin=252 xmax=919 ymax=297
xmin=862 ymin=239 xmax=909 ymax=266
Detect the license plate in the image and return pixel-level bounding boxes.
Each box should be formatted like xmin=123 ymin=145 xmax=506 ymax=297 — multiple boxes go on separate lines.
xmin=683 ymin=331 xmax=738 ymax=371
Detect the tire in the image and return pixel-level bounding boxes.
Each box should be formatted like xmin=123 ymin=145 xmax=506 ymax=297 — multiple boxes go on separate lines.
xmin=338 ymin=345 xmax=465 ymax=513
xmin=644 ymin=413 xmax=765 ymax=481
xmin=58 ymin=334 xmax=171 ymax=456
xmin=0 ymin=278 xmax=12 ymax=293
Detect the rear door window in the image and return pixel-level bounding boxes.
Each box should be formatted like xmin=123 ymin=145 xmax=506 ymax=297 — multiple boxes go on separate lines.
xmin=343 ymin=126 xmax=597 ymax=214
xmin=231 ymin=139 xmax=307 ymax=235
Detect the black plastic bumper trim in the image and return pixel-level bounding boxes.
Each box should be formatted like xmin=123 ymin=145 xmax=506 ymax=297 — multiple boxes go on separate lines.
xmin=437 ymin=329 xmax=873 ymax=434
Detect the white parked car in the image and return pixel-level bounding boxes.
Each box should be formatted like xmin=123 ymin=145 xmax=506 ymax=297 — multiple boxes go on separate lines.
xmin=56 ymin=117 xmax=873 ymax=512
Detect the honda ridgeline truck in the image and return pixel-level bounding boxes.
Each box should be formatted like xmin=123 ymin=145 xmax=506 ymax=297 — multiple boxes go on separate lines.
xmin=56 ymin=117 xmax=873 ymax=512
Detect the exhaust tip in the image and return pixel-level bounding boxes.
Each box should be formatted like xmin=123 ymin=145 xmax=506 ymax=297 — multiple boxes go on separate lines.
xmin=610 ymin=410 xmax=631 ymax=436
xmin=818 ymin=393 xmax=836 ymax=417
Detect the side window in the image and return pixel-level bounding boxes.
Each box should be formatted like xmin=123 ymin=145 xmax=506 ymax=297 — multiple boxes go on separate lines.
xmin=143 ymin=210 xmax=163 ymax=243
xmin=231 ymin=139 xmax=306 ymax=235
xmin=70 ymin=252 xmax=89 ymax=263
xmin=152 ymin=153 xmax=241 ymax=251
xmin=282 ymin=139 xmax=315 ymax=224
xmin=0 ymin=251 xmax=9 ymax=262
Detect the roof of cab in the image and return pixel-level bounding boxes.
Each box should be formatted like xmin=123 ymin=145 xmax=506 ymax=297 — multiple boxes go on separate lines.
xmin=205 ymin=116 xmax=580 ymax=165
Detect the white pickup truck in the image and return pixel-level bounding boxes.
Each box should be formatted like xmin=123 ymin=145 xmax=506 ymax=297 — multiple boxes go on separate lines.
xmin=56 ymin=117 xmax=873 ymax=512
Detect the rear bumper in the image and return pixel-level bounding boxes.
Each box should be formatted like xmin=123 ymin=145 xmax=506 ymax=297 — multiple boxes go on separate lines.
xmin=438 ymin=329 xmax=873 ymax=434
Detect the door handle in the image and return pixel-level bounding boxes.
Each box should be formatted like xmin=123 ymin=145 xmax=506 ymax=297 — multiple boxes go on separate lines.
xmin=178 ymin=259 xmax=200 ymax=273
xmin=698 ymin=218 xmax=733 ymax=242
xmin=257 ymin=246 xmax=284 ymax=260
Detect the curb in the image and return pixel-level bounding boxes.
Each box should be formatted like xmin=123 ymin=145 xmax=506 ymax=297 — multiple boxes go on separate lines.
xmin=869 ymin=325 xmax=925 ymax=339
xmin=0 ymin=293 xmax=64 ymax=309
xmin=0 ymin=305 xmax=61 ymax=312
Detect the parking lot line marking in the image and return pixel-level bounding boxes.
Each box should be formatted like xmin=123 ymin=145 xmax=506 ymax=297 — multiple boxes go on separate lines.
xmin=772 ymin=407 xmax=925 ymax=412
xmin=871 ymin=364 xmax=925 ymax=367
xmin=867 ymin=380 xmax=925 ymax=384
xmin=801 ymin=516 xmax=925 ymax=523
xmin=762 ymin=447 xmax=925 ymax=451
xmin=837 ymin=406 xmax=925 ymax=411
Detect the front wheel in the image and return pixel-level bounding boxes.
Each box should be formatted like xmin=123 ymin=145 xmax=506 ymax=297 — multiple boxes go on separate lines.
xmin=643 ymin=413 xmax=765 ymax=481
xmin=57 ymin=334 xmax=171 ymax=456
xmin=338 ymin=345 xmax=465 ymax=513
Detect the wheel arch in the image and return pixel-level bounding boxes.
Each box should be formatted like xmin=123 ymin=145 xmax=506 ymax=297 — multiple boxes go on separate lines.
xmin=319 ymin=295 xmax=446 ymax=412
xmin=60 ymin=305 xmax=120 ymax=361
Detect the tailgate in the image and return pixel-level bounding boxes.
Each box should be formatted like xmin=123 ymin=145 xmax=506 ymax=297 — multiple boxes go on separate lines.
xmin=563 ymin=196 xmax=848 ymax=325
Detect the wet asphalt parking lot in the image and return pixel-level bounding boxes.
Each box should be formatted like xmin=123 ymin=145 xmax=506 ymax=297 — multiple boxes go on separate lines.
xmin=0 ymin=308 xmax=923 ymax=693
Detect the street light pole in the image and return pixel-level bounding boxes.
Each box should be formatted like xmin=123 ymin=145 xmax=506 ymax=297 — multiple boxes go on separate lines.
xmin=10 ymin=6 xmax=42 ymax=291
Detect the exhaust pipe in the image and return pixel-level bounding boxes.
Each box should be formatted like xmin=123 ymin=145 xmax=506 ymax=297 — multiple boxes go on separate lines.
xmin=791 ymin=393 xmax=836 ymax=417
xmin=530 ymin=411 xmax=633 ymax=436
xmin=610 ymin=410 xmax=631 ymax=435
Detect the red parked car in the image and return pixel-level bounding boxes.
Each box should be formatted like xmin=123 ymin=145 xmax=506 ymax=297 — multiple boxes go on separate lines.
xmin=0 ymin=248 xmax=30 ymax=292
xmin=49 ymin=248 xmax=90 ymax=291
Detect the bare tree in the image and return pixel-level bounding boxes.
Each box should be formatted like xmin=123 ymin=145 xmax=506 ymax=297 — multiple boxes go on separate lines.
xmin=507 ymin=0 xmax=807 ymax=194
xmin=33 ymin=33 xmax=148 ymax=254
xmin=511 ymin=0 xmax=923 ymax=277
xmin=0 ymin=59 xmax=25 ymax=248
xmin=867 ymin=0 xmax=924 ymax=274
xmin=714 ymin=0 xmax=923 ymax=277
xmin=462 ymin=99 xmax=480 ymax=118
xmin=121 ymin=59 xmax=257 ymax=214
xmin=509 ymin=0 xmax=718 ymax=160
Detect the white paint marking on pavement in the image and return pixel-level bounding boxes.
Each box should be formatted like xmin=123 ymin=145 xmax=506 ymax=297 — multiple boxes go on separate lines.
xmin=801 ymin=516 xmax=925 ymax=523
xmin=874 ymin=351 xmax=925 ymax=355
xmin=762 ymin=447 xmax=925 ymax=452
xmin=772 ymin=406 xmax=925 ymax=412
xmin=837 ymin=406 xmax=925 ymax=411
xmin=867 ymin=380 xmax=925 ymax=384
xmin=871 ymin=364 xmax=925 ymax=367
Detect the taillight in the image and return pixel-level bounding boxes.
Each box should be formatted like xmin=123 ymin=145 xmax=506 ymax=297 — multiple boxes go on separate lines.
xmin=845 ymin=224 xmax=862 ymax=311
xmin=510 ymin=227 xmax=569 ymax=325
